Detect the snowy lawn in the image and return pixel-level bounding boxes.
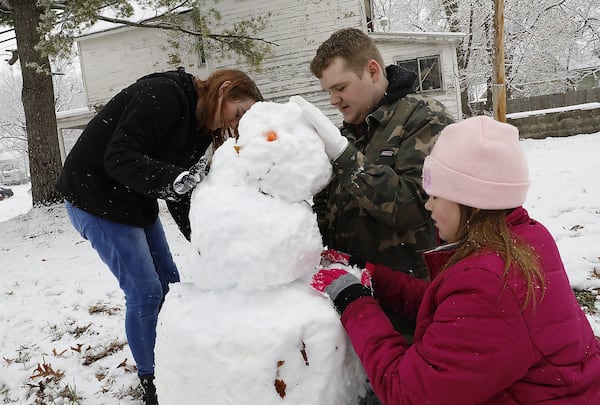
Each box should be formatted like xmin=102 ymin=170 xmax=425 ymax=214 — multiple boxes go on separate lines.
xmin=0 ymin=132 xmax=599 ymax=404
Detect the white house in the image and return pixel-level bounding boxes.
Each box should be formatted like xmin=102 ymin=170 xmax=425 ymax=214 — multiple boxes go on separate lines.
xmin=56 ymin=0 xmax=464 ymax=160
xmin=371 ymin=31 xmax=464 ymax=120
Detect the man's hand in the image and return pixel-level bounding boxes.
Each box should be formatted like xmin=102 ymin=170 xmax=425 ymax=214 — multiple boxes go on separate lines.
xmin=173 ymin=156 xmax=209 ymax=195
xmin=290 ymin=95 xmax=348 ymax=160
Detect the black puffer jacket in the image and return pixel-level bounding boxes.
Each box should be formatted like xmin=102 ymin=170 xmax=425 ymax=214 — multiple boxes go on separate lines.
xmin=56 ymin=68 xmax=212 ymax=239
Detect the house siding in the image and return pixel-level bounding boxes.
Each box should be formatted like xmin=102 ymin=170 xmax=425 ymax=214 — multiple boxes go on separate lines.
xmin=77 ymin=25 xmax=204 ymax=107
xmin=67 ymin=1 xmax=465 ymax=131
xmin=204 ymin=0 xmax=367 ymax=122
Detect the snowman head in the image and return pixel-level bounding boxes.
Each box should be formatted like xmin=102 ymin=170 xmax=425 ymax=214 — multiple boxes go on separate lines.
xmin=208 ymin=99 xmax=332 ymax=202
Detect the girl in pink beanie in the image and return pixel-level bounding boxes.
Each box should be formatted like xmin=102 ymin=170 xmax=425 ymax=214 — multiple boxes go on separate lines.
xmin=310 ymin=116 xmax=600 ymax=404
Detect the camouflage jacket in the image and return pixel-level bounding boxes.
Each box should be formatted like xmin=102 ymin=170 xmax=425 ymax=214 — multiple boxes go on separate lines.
xmin=313 ymin=76 xmax=454 ymax=278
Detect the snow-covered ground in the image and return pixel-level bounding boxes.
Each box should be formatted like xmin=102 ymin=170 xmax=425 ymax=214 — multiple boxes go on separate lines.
xmin=1 ymin=132 xmax=599 ymax=404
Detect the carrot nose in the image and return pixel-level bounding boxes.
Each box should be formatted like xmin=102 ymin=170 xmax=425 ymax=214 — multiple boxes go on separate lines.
xmin=266 ymin=131 xmax=278 ymax=142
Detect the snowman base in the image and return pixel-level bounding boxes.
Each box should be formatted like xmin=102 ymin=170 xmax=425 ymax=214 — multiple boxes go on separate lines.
xmin=155 ymin=281 xmax=368 ymax=404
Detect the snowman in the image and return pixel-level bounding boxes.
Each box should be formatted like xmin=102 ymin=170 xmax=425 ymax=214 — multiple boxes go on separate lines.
xmin=155 ymin=99 xmax=368 ymax=404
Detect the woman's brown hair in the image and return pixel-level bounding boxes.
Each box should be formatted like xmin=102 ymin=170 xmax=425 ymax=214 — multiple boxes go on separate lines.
xmin=443 ymin=206 xmax=545 ymax=310
xmin=193 ymin=69 xmax=263 ymax=148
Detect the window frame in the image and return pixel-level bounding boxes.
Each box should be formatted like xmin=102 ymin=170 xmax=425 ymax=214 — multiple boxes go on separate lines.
xmin=395 ymin=55 xmax=444 ymax=93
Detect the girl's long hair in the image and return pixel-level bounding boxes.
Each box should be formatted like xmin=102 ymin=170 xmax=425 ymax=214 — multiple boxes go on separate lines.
xmin=443 ymin=206 xmax=545 ymax=309
xmin=193 ymin=69 xmax=263 ymax=149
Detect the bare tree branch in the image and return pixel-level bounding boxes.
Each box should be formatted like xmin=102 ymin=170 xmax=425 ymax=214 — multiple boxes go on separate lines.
xmin=48 ymin=2 xmax=278 ymax=47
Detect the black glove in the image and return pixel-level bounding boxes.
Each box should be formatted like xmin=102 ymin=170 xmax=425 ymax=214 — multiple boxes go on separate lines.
xmin=173 ymin=156 xmax=209 ymax=195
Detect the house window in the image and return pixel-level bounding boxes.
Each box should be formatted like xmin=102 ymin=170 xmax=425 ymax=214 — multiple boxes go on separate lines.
xmin=396 ymin=56 xmax=443 ymax=92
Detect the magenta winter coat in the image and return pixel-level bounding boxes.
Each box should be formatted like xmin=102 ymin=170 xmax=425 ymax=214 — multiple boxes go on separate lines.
xmin=342 ymin=207 xmax=600 ymax=404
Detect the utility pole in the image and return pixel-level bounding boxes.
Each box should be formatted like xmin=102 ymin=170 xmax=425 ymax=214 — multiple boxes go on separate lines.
xmin=492 ymin=0 xmax=506 ymax=122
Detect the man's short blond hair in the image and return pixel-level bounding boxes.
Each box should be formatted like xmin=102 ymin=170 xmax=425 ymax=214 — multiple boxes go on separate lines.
xmin=310 ymin=27 xmax=385 ymax=78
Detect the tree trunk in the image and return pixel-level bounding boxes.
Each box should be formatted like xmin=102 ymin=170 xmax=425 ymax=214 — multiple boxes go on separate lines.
xmin=460 ymin=89 xmax=472 ymax=117
xmin=9 ymin=0 xmax=62 ymax=205
xmin=443 ymin=0 xmax=468 ymax=118
xmin=492 ymin=0 xmax=506 ymax=122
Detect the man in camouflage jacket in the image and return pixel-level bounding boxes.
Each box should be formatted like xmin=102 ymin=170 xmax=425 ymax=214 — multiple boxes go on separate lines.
xmin=299 ymin=27 xmax=455 ymax=280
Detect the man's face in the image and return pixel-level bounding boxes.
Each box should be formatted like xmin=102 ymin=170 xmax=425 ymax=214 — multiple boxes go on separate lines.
xmin=318 ymin=57 xmax=379 ymax=125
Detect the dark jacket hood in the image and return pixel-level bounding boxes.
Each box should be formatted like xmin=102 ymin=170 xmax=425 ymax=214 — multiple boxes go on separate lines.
xmin=379 ymin=64 xmax=417 ymax=106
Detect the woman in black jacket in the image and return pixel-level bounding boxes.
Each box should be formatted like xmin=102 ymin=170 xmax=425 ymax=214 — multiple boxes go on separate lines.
xmin=56 ymin=67 xmax=263 ymax=404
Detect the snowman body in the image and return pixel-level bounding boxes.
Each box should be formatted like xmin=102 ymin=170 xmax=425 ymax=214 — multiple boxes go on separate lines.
xmin=155 ymin=100 xmax=367 ymax=404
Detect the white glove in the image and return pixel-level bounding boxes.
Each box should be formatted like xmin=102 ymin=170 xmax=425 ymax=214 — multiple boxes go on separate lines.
xmin=290 ymin=95 xmax=348 ymax=160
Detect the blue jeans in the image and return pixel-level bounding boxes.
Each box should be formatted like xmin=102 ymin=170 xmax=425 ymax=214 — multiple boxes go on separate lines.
xmin=65 ymin=201 xmax=180 ymax=377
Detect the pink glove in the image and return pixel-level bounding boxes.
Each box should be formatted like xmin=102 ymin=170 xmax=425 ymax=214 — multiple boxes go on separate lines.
xmin=360 ymin=262 xmax=377 ymax=288
xmin=310 ymin=268 xmax=349 ymax=293
xmin=310 ymin=269 xmax=372 ymax=314
xmin=320 ymin=249 xmax=351 ymax=266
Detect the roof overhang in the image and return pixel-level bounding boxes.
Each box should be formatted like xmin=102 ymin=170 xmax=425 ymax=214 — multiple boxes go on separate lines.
xmin=370 ymin=31 xmax=466 ymax=45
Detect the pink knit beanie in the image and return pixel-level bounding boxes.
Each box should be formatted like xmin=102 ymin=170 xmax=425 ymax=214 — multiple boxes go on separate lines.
xmin=422 ymin=116 xmax=530 ymax=209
